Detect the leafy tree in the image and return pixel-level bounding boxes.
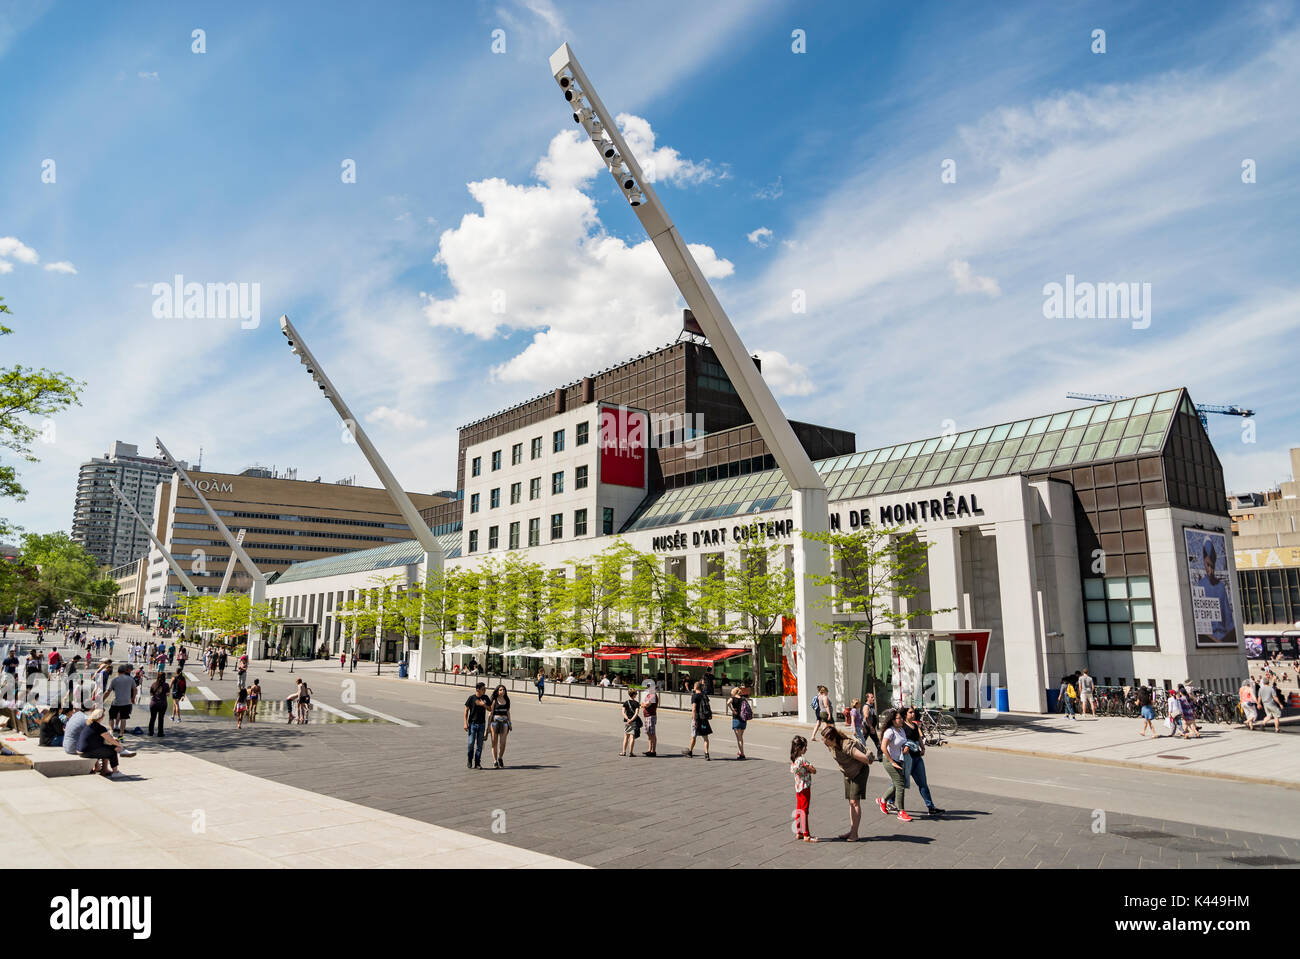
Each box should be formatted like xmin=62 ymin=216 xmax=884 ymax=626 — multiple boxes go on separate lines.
xmin=623 ymin=545 xmax=695 ymax=686
xmin=9 ymin=531 xmax=116 ymax=619
xmin=562 ymin=540 xmax=632 ymax=659
xmin=694 ymin=523 xmax=795 ymax=691
xmin=803 ymin=523 xmax=951 ymax=703
xmin=0 ymin=297 xmax=84 ymax=536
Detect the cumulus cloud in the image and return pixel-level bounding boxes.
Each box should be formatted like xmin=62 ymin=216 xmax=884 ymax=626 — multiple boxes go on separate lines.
xmin=138 ymin=71 xmax=158 ymax=81
xmin=754 ymin=176 xmax=784 ymax=200
xmin=43 ymin=260 xmax=77 ymax=274
xmin=367 ymin=406 xmax=429 ymax=431
xmin=755 ymin=349 xmax=814 ymax=396
xmin=747 ymin=227 xmax=774 ymax=248
xmin=423 ymin=118 xmax=732 ymax=385
xmin=0 ymin=236 xmax=39 ymax=267
xmin=948 ymin=258 xmax=1000 ymax=296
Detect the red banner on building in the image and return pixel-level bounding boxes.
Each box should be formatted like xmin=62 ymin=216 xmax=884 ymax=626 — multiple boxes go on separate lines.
xmin=598 ymin=405 xmax=647 ymax=488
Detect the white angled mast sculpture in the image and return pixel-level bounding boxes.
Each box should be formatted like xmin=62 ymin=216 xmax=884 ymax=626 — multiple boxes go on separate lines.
xmin=278 ymin=314 xmax=445 ymax=678
xmin=548 ymin=43 xmax=834 ymax=718
xmin=218 ymin=529 xmax=248 ymax=596
xmin=107 ymin=480 xmax=199 ymax=596
xmin=154 ymin=437 xmax=270 ymax=657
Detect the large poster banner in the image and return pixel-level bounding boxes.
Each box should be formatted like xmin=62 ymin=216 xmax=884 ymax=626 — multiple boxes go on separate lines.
xmin=1184 ymin=528 xmax=1239 ymax=648
xmin=598 ymin=405 xmax=648 ymax=489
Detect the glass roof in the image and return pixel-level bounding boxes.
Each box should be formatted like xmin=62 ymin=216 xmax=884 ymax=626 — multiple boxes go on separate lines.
xmin=624 ymin=388 xmax=1185 ymax=531
xmin=274 ymin=529 xmax=462 ymax=584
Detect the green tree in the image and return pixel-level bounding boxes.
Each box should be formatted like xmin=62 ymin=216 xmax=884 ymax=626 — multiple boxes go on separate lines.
xmin=12 ymin=531 xmax=116 ymax=619
xmin=694 ymin=523 xmax=795 ymax=691
xmin=0 ymin=297 xmax=84 ymax=536
xmin=803 ymin=523 xmax=951 ymax=703
xmin=623 ymin=546 xmax=694 ymax=686
xmin=562 ymin=540 xmax=632 ymax=659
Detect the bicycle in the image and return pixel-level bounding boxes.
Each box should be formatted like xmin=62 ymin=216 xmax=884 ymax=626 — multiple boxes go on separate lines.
xmin=917 ymin=705 xmax=957 ymax=744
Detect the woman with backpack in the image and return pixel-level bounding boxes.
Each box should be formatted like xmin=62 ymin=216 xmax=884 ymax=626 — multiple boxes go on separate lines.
xmin=1058 ymin=676 xmax=1077 ymax=721
xmin=535 ymin=669 xmax=546 ymax=702
xmin=684 ymin=680 xmax=713 ymax=760
xmin=730 ymin=686 xmax=752 ymax=760
xmin=619 ymin=689 xmax=641 ymax=757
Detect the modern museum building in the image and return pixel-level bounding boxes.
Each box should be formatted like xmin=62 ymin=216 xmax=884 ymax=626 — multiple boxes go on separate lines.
xmin=264 ymin=340 xmax=1245 ymax=715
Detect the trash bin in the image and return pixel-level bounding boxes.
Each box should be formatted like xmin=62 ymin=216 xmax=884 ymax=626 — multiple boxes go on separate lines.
xmin=398 ymin=662 xmax=408 ymax=678
xmin=996 ymin=687 xmax=1009 ymax=712
xmin=1045 ymin=688 xmax=1059 ymax=712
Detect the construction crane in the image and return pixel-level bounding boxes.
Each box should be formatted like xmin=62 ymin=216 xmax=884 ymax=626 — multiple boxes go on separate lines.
xmin=1066 ymin=392 xmax=1254 ymax=430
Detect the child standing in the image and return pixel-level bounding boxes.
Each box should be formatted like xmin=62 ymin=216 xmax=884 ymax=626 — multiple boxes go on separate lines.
xmin=235 ymin=685 xmax=248 ymax=729
xmin=790 ymin=736 xmax=819 ymax=842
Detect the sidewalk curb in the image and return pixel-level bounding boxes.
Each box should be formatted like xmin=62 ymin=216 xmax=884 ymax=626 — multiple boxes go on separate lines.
xmin=942 ymin=739 xmax=1300 ymax=791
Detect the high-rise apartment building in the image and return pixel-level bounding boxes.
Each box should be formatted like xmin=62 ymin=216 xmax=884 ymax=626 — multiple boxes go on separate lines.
xmin=71 ymin=441 xmax=176 ymax=567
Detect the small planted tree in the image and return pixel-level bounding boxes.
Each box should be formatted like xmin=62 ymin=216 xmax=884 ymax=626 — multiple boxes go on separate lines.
xmin=563 ymin=540 xmax=633 ymax=661
xmin=803 ymin=523 xmax=951 ymax=704
xmin=622 ymin=546 xmax=694 ymax=689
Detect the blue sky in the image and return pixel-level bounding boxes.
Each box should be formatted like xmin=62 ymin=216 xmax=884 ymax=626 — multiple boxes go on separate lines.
xmin=3 ymin=0 xmax=1298 ymax=535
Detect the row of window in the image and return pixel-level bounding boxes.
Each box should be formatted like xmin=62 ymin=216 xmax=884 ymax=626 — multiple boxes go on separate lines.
xmin=1083 ymin=575 xmax=1157 ymax=648
xmin=469 ymin=466 xmax=590 ymax=513
xmin=470 ymin=423 xmax=592 ymax=477
xmin=173 ymin=506 xmax=410 ymax=530
xmin=467 ymin=507 xmax=616 ymax=553
xmin=170 ymin=522 xmax=405 ymax=544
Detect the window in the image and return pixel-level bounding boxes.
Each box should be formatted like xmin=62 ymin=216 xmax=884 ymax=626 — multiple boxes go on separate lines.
xmin=489 ymin=488 xmax=500 ymax=509
xmin=470 ymin=493 xmax=480 ymax=514
xmin=574 ymin=509 xmax=588 ymax=536
xmin=1084 ymin=575 xmax=1156 ymax=648
xmin=468 ymin=530 xmax=479 ymax=553
xmin=471 ymin=456 xmax=482 ymax=477
xmin=511 ymin=443 xmax=523 ymax=466
xmin=488 ymin=526 xmax=499 ymax=550
xmin=576 ymin=422 xmax=589 ymax=446
xmin=603 ymin=507 xmax=615 ymax=535
xmin=530 ymin=437 xmax=542 ymax=460
xmin=552 ymin=471 xmax=564 ymax=495
xmin=529 ymin=477 xmax=540 ymax=500
xmin=575 ymin=465 xmax=589 ymax=490
xmin=528 ymin=518 xmax=541 ymax=547
xmin=553 ymin=429 xmax=565 ymax=453
xmin=510 ymin=482 xmax=521 ymax=505
xmin=491 ymin=450 xmax=502 ymax=472
xmin=508 ymin=521 xmax=520 ymax=550
xmin=550 ymin=513 xmax=563 ymax=540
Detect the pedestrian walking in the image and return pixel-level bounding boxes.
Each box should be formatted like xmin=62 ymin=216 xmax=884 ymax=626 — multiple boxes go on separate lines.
xmin=105 ymin=663 xmax=136 ymax=739
xmin=235 ymin=686 xmax=249 ymax=729
xmin=1137 ymin=684 xmax=1156 ymax=737
xmin=817 ymin=723 xmax=875 ymax=840
xmin=684 ymin=680 xmax=712 ymax=759
xmin=1165 ymin=687 xmax=1185 ymax=738
xmin=729 ymin=685 xmax=751 ymax=759
xmin=1239 ymin=678 xmax=1258 ymax=730
xmin=147 ymin=674 xmax=168 ymax=737
xmin=902 ymin=706 xmax=944 ymax=816
xmin=206 ymin=650 xmax=216 ymax=681
xmin=340 ymin=651 xmax=347 ymax=670
xmin=811 ymin=684 xmax=834 ymax=740
xmin=247 ymin=679 xmax=261 ymax=722
xmin=619 ymin=688 xmax=641 ymax=757
xmin=1078 ymin=668 xmax=1096 ymax=717
xmin=487 ymin=684 xmax=512 ymax=768
xmin=169 ymin=671 xmax=187 ymax=722
xmin=865 ymin=693 xmax=883 ymax=760
xmin=878 ymin=708 xmax=912 ymax=822
xmin=350 ymin=650 xmax=357 ymax=672
xmin=236 ymin=657 xmax=247 ymax=689
xmin=641 ymin=679 xmax=660 ymax=756
xmin=1257 ymin=675 xmax=1283 ymax=732
xmin=463 ymin=681 xmax=490 ymax=769
xmin=217 ymin=649 xmax=227 ymax=681
xmin=790 ymin=735 xmax=818 ymax=842
xmin=1058 ymin=675 xmax=1077 ymax=721
xmin=535 ymin=668 xmax=546 ymax=702
xmin=1177 ymin=684 xmax=1202 ymax=738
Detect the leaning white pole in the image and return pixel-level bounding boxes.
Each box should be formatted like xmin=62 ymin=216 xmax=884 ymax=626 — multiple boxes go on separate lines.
xmin=108 ymin=480 xmax=199 ymax=595
xmin=548 ymin=44 xmax=832 ymax=717
xmin=218 ymin=529 xmax=247 ymax=596
xmin=278 ymin=314 xmax=445 ymax=677
xmin=154 ymin=438 xmax=269 ymax=658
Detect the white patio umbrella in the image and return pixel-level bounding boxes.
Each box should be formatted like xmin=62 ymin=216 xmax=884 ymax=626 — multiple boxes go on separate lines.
xmin=504 ymin=646 xmax=539 ymax=658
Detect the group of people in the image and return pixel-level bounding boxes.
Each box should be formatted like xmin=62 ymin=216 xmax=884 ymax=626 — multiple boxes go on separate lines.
xmin=1240 ymin=671 xmax=1286 ymax=732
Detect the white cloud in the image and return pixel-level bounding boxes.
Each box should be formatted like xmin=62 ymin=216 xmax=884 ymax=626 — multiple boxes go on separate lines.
xmin=948 ymin=258 xmax=999 ymax=296
xmin=424 ymin=119 xmax=732 ymax=386
xmin=0 ymin=261 xmax=11 ymax=274
xmin=755 ymin=349 xmax=814 ymax=396
xmin=0 ymin=236 xmax=39 ymax=266
xmin=747 ymin=226 xmax=774 ymax=248
xmin=754 ymin=176 xmax=783 ymax=200
xmin=138 ymin=71 xmax=158 ymax=81
xmin=367 ymin=405 xmax=429 ymax=431
xmin=43 ymin=260 xmax=76 ymax=274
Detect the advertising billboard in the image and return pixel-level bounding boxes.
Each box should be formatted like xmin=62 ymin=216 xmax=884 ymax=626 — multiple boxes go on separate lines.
xmin=1184 ymin=527 xmax=1239 ymax=647
xmin=598 ymin=405 xmax=647 ymax=489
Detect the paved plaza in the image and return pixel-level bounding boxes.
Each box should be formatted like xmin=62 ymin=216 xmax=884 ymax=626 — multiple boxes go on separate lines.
xmin=5 ymin=627 xmax=1299 ymax=868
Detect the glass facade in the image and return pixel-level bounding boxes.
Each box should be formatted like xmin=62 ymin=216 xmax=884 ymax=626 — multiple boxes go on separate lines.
xmin=1239 ymin=567 xmax=1300 ymax=625
xmin=1083 ymin=575 xmax=1157 ymax=648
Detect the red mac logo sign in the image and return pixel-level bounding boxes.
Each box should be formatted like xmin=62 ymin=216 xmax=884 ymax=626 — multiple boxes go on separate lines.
xmin=599 ymin=406 xmax=647 ymax=488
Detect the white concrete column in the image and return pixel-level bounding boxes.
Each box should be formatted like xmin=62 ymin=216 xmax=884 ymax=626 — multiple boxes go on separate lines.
xmin=926 ymin=526 xmax=966 ymax=631
xmin=794 ymin=487 xmax=833 ymax=718
xmin=995 ymin=513 xmax=1048 ymax=713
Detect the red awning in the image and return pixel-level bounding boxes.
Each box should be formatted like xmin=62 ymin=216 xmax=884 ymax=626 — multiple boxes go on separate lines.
xmin=674 ymin=648 xmax=749 ymax=667
xmin=594 ymin=645 xmax=645 ymax=661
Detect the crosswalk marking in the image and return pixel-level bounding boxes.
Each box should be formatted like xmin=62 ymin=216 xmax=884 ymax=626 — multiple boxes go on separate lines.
xmin=184 ymin=671 xmax=200 ymax=683
xmin=198 ymin=686 xmax=218 ymax=700
xmin=349 ymin=704 xmax=417 ymax=727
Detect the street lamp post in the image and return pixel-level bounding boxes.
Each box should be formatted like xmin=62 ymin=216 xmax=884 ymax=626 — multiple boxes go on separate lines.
xmin=546 ymin=44 xmax=834 ymax=717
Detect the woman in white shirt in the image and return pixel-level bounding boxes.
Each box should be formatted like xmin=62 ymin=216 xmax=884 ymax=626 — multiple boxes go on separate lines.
xmin=877 ymin=708 xmax=913 ymax=822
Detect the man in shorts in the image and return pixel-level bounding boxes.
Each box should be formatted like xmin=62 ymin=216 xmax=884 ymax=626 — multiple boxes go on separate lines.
xmin=641 ymin=679 xmax=659 ymax=757
xmin=1078 ymin=668 xmax=1096 ymax=718
xmin=1257 ymin=674 xmax=1283 ymax=732
xmin=106 ymin=663 xmax=137 ymax=738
